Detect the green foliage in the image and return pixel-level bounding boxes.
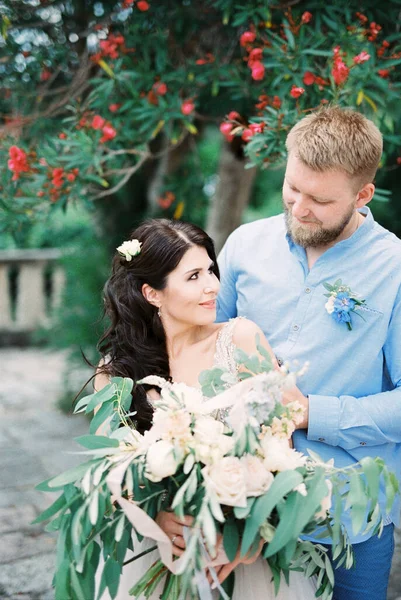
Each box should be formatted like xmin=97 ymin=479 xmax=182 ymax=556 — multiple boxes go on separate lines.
xmin=35 ymin=365 xmax=399 ymax=600
xmin=2 ymin=1 xmax=401 ymax=237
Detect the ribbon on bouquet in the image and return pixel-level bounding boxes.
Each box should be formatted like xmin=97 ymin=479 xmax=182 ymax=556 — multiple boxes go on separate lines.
xmin=107 ymin=460 xmax=230 ymax=576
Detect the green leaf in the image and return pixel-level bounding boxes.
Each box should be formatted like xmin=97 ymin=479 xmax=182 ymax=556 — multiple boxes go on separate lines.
xmin=70 ymin=566 xmax=87 ymax=600
xmin=105 ymin=557 xmax=121 ymax=599
xmin=47 ymin=460 xmax=100 ymax=488
xmin=223 ymin=519 xmax=240 ymax=562
xmin=86 ymin=382 xmax=116 ymax=413
xmin=241 ymin=470 xmax=303 ymax=557
xmin=32 ymin=493 xmax=66 ymax=524
xmin=89 ymin=401 xmax=115 ymax=435
xmin=347 ymin=472 xmax=368 ymax=534
xmin=74 ymin=435 xmax=119 ymax=450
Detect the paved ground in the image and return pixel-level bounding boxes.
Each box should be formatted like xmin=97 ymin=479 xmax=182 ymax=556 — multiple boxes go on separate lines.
xmin=0 ymin=347 xmax=400 ymax=600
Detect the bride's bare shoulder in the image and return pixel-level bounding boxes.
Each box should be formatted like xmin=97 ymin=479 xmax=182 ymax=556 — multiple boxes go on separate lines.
xmin=231 ymin=317 xmax=276 ymax=361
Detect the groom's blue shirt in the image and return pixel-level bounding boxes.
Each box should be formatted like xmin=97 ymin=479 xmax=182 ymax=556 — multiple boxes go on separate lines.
xmin=216 ymin=207 xmax=401 ymax=542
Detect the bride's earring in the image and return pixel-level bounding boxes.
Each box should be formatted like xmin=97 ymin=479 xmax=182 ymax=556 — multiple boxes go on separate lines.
xmin=157 ymin=306 xmax=162 ymax=318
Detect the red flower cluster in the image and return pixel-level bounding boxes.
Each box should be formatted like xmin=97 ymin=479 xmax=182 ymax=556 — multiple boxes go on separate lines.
xmin=146 ymin=81 xmax=168 ymax=105
xmin=367 ymin=22 xmax=382 ymax=42
xmin=51 ymin=167 xmax=79 ymax=189
xmin=377 ymin=40 xmax=390 ymax=58
xmin=181 ymin=99 xmax=195 ymax=115
xmin=196 ymin=53 xmax=215 ymax=65
xmin=355 ymin=12 xmax=368 ymax=24
xmin=290 ymin=85 xmax=304 ymax=99
xmin=46 ymin=167 xmax=79 ymax=202
xmin=240 ymin=31 xmax=256 ymax=47
xmin=92 ymin=33 xmax=125 ymax=62
xmin=40 ymin=68 xmax=51 ymax=82
xmin=8 ymin=146 xmax=30 ymax=181
xmin=219 ymin=111 xmax=241 ymax=143
xmin=241 ymin=122 xmax=265 ymax=142
xmin=158 ymin=191 xmax=175 ymax=209
xmin=302 ymin=71 xmax=328 ymax=88
xmin=92 ymin=115 xmax=117 ymax=143
xmin=255 ymin=94 xmax=281 ymax=112
xmin=109 ymin=103 xmax=121 ymax=113
xmin=301 ymin=12 xmax=313 ymax=24
xmin=332 ymin=46 xmax=349 ymax=85
xmin=353 ymin=51 xmax=370 ymax=64
xmin=378 ymin=69 xmax=390 ymax=78
xmin=153 ymin=81 xmax=167 ymax=96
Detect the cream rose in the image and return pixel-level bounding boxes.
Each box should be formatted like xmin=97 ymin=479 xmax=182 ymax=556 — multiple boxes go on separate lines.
xmin=145 ymin=440 xmax=180 ymax=482
xmin=202 ymin=457 xmax=247 ymax=507
xmin=152 ymin=408 xmax=192 ymax=447
xmin=241 ymin=454 xmax=274 ymax=497
xmin=193 ymin=416 xmax=234 ymax=464
xmin=166 ymin=383 xmax=205 ymax=414
xmin=261 ymin=435 xmax=307 ymax=472
xmin=116 ymin=239 xmax=142 ymax=261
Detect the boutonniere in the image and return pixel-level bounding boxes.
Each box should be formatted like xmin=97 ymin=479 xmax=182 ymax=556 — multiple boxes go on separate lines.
xmin=323 ymin=279 xmax=368 ymax=331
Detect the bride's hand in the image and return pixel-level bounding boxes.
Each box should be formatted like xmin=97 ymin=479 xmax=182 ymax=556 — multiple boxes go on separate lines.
xmin=209 ymin=538 xmax=265 ymax=587
xmin=155 ymin=510 xmax=193 ymax=557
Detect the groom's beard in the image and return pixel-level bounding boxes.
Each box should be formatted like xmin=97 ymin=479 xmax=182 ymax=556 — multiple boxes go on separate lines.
xmin=283 ymin=201 xmax=355 ymax=248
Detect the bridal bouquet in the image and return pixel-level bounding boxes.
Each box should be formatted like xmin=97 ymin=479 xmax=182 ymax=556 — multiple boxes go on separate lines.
xmin=35 ymin=342 xmax=398 ymax=600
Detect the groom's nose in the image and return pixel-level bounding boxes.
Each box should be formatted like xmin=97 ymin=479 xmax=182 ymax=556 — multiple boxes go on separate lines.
xmin=290 ymin=195 xmax=311 ymax=219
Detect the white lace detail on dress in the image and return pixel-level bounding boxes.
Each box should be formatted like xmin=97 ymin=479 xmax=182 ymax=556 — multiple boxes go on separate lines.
xmin=213 ymin=317 xmax=244 ymax=377
xmin=211 ymin=317 xmax=244 ymax=423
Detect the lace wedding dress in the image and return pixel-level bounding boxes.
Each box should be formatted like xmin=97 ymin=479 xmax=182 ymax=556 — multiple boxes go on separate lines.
xmin=98 ymin=319 xmax=317 ymax=600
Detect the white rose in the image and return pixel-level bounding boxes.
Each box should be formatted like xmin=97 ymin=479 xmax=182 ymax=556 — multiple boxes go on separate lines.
xmin=194 ymin=416 xmax=225 ymax=442
xmin=202 ymin=457 xmax=247 ymax=507
xmin=167 ymin=383 xmax=205 ymax=414
xmin=145 ymin=440 xmax=180 ymax=482
xmin=325 ymin=295 xmax=335 ymax=314
xmin=152 ymin=408 xmax=192 ymax=447
xmin=315 ymin=479 xmax=333 ymax=521
xmin=261 ymin=435 xmax=307 ymax=472
xmin=193 ymin=416 xmax=234 ymax=464
xmin=116 ymin=239 xmax=142 ymax=261
xmin=241 ymin=455 xmax=274 ymax=497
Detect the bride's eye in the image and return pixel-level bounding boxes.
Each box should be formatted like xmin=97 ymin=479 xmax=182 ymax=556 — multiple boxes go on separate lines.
xmin=189 ymin=272 xmax=199 ymax=280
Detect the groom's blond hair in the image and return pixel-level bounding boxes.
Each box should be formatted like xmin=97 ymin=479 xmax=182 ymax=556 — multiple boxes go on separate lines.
xmin=285 ymin=106 xmax=383 ymax=187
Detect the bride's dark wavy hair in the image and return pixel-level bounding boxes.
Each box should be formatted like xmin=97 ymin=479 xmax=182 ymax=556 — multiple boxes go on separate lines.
xmin=97 ymin=218 xmax=220 ymax=433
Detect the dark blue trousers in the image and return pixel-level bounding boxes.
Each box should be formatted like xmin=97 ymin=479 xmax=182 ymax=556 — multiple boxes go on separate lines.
xmin=322 ymin=524 xmax=395 ymax=600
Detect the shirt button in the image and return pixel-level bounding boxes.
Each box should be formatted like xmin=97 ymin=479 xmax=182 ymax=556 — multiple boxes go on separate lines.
xmin=293 ymin=324 xmax=299 ymax=331
xmin=318 ymin=437 xmax=325 ymax=442
xmin=360 ymin=441 xmax=367 ymax=446
xmin=305 ymin=287 xmax=311 ymax=294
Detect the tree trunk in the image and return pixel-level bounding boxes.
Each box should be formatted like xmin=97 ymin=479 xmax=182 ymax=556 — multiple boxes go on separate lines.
xmin=206 ymin=142 xmax=257 ymax=254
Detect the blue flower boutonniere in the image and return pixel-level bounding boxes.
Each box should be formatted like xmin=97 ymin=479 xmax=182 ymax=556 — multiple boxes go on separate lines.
xmin=323 ymin=279 xmax=369 ymax=331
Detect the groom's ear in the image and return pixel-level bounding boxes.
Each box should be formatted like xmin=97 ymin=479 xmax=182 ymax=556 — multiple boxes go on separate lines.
xmin=141 ymin=283 xmax=160 ymax=308
xmin=356 ymin=182 xmax=375 ymax=208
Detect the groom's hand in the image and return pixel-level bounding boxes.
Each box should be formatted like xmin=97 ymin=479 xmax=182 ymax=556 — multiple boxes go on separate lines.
xmin=281 ymin=385 xmax=309 ymax=429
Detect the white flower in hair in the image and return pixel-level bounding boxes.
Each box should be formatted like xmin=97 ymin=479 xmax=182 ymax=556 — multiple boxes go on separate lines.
xmin=116 ymin=239 xmax=142 ymax=261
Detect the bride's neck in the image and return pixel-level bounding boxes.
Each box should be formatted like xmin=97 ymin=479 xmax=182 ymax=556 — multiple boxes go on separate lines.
xmin=164 ymin=321 xmax=207 ymax=360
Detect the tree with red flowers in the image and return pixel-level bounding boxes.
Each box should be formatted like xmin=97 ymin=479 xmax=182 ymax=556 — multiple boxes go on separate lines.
xmin=1 ymin=0 xmax=401 ymax=248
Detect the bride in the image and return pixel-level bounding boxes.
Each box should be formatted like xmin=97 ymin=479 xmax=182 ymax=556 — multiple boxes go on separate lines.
xmin=94 ymin=218 xmax=316 ymax=599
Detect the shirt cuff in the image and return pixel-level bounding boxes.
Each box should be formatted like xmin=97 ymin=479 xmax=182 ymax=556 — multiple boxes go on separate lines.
xmin=307 ymin=394 xmax=341 ymax=447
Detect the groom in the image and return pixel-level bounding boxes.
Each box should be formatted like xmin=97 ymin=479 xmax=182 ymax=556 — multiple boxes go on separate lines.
xmin=216 ymin=106 xmax=401 ymax=600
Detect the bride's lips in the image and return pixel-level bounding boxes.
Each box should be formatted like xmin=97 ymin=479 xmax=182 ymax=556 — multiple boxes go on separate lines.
xmin=199 ymin=300 xmax=216 ymax=309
